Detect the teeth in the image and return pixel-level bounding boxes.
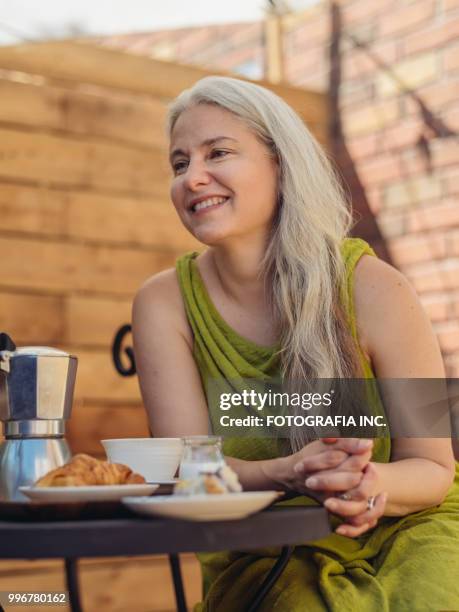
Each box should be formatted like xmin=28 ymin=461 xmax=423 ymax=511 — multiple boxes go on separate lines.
xmin=193 ymin=196 xmax=228 ymax=212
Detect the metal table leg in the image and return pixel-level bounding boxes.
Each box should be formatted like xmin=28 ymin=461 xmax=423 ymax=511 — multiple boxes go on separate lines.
xmin=65 ymin=558 xmax=83 ymax=612
xmin=169 ymin=554 xmax=188 ymax=612
xmin=246 ymin=545 xmax=295 ymax=612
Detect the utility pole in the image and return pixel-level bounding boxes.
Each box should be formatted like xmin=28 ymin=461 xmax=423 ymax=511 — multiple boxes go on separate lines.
xmin=264 ymin=0 xmax=288 ymax=83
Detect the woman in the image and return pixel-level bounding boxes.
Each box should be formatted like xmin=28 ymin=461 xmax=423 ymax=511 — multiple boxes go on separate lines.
xmin=132 ymin=76 xmax=459 ymax=611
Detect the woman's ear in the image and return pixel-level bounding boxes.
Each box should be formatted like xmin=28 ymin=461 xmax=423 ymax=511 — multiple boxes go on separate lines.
xmin=275 ymin=177 xmax=284 ymax=209
xmin=275 ymin=161 xmax=283 ymax=208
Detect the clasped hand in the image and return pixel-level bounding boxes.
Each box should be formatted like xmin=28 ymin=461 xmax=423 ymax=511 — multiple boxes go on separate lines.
xmin=288 ymin=438 xmax=387 ymax=537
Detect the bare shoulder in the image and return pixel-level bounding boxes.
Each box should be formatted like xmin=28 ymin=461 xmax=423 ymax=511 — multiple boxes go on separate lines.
xmin=132 ymin=267 xmax=192 ymax=347
xmin=353 ymin=254 xmax=424 ymax=324
xmin=353 ymin=254 xmax=412 ymax=304
xmin=352 ymin=256 xmax=398 ymax=352
xmin=135 ymin=267 xmax=181 ymax=303
xmin=353 ymin=254 xmax=444 ymax=376
xmin=353 ymin=254 xmax=418 ymax=337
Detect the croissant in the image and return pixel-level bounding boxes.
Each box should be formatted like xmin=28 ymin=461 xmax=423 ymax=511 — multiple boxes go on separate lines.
xmin=35 ymin=453 xmax=146 ymax=487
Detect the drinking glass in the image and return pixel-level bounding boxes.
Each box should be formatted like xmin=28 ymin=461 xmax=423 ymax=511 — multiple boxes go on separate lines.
xmin=179 ymin=435 xmax=224 ymax=479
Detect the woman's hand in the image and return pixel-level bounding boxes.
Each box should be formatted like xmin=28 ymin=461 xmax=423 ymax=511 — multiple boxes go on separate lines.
xmin=271 ymin=437 xmax=374 ymax=497
xmin=323 ymin=463 xmax=388 ymax=537
xmin=289 ymin=438 xmax=388 ymax=536
xmin=294 ymin=438 xmax=373 ymax=495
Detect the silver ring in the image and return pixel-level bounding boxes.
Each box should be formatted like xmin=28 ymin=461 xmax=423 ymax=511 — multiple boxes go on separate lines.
xmin=367 ymin=496 xmax=376 ymax=510
xmin=339 ymin=492 xmax=352 ymax=501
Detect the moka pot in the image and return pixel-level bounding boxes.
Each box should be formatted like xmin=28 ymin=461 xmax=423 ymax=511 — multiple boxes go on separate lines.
xmin=0 ymin=333 xmax=76 ymax=501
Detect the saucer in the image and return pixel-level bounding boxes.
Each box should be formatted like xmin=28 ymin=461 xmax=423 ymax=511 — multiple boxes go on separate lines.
xmin=122 ymin=491 xmax=282 ymax=521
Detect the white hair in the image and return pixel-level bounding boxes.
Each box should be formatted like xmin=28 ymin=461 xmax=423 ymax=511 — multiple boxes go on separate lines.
xmin=168 ymin=76 xmax=362 ymax=451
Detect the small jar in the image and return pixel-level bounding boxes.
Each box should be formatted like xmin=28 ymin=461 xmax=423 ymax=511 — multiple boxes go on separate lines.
xmin=179 ymin=435 xmax=224 ymax=479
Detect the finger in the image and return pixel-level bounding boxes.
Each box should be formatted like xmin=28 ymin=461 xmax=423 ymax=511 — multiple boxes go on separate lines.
xmin=336 ymin=449 xmax=372 ymax=472
xmin=347 ymin=492 xmax=387 ymax=527
xmin=293 ymin=450 xmax=348 ymax=474
xmin=305 ymin=470 xmax=363 ymax=492
xmin=329 ymin=438 xmax=373 ymax=455
xmin=335 ymin=493 xmax=385 ymax=537
xmin=323 ymin=496 xmax=367 ymax=517
xmin=344 ymin=462 xmax=378 ymax=501
xmin=335 ymin=521 xmax=373 ymax=538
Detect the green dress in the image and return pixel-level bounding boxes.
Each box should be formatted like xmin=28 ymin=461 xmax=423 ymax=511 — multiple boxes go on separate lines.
xmin=176 ymin=238 xmax=459 ymax=612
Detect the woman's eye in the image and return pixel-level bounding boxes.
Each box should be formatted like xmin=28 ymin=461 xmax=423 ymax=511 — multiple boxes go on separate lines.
xmin=172 ymin=150 xmax=229 ymax=174
xmin=172 ymin=161 xmax=188 ymax=174
xmin=210 ymin=149 xmax=229 ymax=159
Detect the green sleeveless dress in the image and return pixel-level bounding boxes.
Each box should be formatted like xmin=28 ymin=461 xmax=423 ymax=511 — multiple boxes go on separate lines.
xmin=176 ymin=238 xmax=459 ymax=612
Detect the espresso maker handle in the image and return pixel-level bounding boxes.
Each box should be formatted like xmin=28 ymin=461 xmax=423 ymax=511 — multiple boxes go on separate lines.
xmin=0 ymin=333 xmax=16 ymax=352
xmin=0 ymin=332 xmax=16 ymax=374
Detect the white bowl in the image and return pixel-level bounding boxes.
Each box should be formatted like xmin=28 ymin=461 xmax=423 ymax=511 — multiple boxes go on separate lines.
xmin=101 ymin=438 xmax=183 ymax=482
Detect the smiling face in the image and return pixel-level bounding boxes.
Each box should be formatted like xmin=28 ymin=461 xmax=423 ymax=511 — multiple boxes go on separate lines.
xmin=169 ymin=103 xmax=279 ymax=246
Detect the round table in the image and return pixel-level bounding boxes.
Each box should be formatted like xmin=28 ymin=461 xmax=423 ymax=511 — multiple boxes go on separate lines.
xmin=0 ymin=505 xmax=330 ymax=612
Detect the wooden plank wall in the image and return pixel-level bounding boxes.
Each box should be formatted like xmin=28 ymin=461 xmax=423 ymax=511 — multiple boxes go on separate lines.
xmin=2 ymin=556 xmax=202 ymax=612
xmin=0 ymin=51 xmax=189 ymax=458
xmin=0 ymin=41 xmax=329 ymax=611
xmin=0 ymin=41 xmax=329 ymax=458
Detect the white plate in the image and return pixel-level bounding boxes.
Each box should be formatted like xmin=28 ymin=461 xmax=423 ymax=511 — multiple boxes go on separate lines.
xmin=146 ymin=479 xmax=179 ymax=485
xmin=19 ymin=484 xmax=158 ymax=503
xmin=122 ymin=491 xmax=282 ymax=521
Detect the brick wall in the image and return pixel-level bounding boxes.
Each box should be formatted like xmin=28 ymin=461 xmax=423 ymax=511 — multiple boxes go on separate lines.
xmin=97 ymin=0 xmax=459 ymax=375
xmin=96 ymin=22 xmax=265 ymax=79
xmin=331 ymin=0 xmax=459 ymax=377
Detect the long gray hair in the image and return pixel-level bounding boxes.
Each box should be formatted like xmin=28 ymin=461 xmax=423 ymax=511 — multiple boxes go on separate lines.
xmin=167 ymin=76 xmax=363 ymax=451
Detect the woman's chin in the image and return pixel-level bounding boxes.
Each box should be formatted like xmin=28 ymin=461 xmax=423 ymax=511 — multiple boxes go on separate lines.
xmin=191 ymin=227 xmax=232 ymax=246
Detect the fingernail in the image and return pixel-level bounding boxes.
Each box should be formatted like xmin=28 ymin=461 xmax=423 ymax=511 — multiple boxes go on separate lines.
xmin=358 ymin=440 xmax=372 ymax=449
xmin=306 ymin=477 xmax=318 ymax=488
xmin=324 ymin=499 xmax=337 ymax=510
xmin=293 ymin=463 xmax=303 ymax=473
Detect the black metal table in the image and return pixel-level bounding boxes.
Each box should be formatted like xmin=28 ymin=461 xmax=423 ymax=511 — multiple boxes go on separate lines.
xmin=0 ymin=506 xmax=330 ymax=612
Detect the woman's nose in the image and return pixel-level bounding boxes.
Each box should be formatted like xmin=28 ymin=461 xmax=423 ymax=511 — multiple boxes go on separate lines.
xmin=183 ymin=159 xmax=210 ymax=190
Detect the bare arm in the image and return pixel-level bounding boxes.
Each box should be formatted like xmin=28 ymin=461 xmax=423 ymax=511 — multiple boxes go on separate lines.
xmin=371 ymin=455 xmax=454 ymax=516
xmin=359 ymin=256 xmax=455 ymax=514
xmin=304 ymin=256 xmax=456 ymax=527
xmin=132 ymin=269 xmax=209 ymax=437
xmin=227 ymin=439 xmax=371 ymax=492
